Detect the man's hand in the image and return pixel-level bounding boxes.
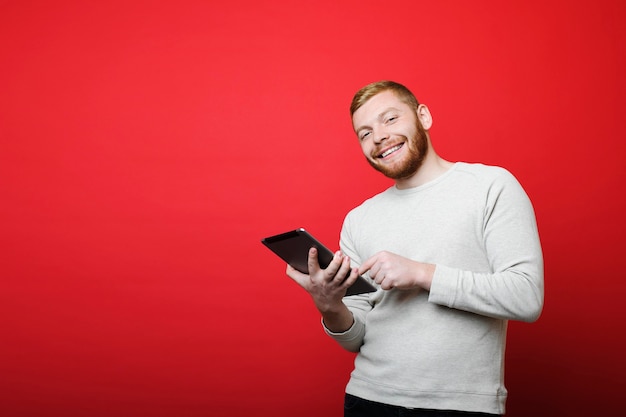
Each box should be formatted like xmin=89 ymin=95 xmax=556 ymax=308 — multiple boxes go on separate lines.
xmin=358 ymin=251 xmax=435 ymax=291
xmin=286 ymin=247 xmax=359 ymax=312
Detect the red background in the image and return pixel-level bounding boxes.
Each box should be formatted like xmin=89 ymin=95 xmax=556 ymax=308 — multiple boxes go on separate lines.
xmin=1 ymin=1 xmax=624 ymax=416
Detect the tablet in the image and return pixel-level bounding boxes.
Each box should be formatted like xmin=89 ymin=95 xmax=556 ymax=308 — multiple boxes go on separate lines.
xmin=261 ymin=228 xmax=376 ymax=296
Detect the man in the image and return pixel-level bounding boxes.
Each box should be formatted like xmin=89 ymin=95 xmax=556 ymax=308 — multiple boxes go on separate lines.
xmin=287 ymin=81 xmax=544 ymax=416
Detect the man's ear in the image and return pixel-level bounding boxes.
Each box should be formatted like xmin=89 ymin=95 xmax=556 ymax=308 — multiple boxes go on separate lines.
xmin=416 ymin=104 xmax=433 ymax=130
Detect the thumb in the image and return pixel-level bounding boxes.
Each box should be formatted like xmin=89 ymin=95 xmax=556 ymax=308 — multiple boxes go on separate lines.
xmin=286 ymin=264 xmax=309 ymax=289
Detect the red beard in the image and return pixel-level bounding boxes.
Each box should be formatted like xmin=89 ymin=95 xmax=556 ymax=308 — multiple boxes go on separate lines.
xmin=366 ymin=120 xmax=429 ymax=180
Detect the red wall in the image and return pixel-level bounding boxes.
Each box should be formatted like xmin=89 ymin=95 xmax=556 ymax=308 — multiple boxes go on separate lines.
xmin=1 ymin=1 xmax=624 ymax=416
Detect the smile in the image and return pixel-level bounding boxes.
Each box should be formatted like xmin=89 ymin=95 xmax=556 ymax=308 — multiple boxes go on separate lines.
xmin=378 ymin=144 xmax=403 ymax=158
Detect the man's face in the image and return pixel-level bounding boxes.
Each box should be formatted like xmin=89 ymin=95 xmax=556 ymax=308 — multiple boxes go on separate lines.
xmin=352 ymin=90 xmax=429 ymax=180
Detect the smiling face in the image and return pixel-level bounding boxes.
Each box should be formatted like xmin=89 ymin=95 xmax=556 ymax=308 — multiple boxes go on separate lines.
xmin=352 ymin=90 xmax=430 ymax=181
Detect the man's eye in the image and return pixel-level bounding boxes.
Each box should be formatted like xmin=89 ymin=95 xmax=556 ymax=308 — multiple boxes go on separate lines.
xmin=361 ymin=131 xmax=371 ymax=140
xmin=386 ymin=116 xmax=397 ymax=123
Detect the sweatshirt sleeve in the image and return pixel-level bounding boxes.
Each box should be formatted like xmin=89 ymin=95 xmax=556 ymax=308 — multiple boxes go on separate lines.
xmin=321 ymin=213 xmax=377 ymax=352
xmin=428 ymin=169 xmax=544 ymax=322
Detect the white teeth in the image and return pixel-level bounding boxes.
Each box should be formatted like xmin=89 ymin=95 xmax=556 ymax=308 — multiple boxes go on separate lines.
xmin=380 ymin=144 xmax=402 ymax=158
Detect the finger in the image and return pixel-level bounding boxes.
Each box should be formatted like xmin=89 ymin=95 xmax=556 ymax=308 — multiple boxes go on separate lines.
xmin=358 ymin=254 xmax=377 ymax=275
xmin=380 ymin=277 xmax=394 ymax=290
xmin=333 ymin=254 xmax=353 ymax=283
xmin=370 ymin=264 xmax=384 ymax=284
xmin=307 ymin=247 xmax=321 ymax=275
xmin=323 ymin=251 xmax=344 ymax=281
xmin=341 ymin=267 xmax=360 ymax=288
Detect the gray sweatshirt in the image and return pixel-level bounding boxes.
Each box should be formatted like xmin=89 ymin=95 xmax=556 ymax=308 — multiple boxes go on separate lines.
xmin=325 ymin=162 xmax=544 ymax=415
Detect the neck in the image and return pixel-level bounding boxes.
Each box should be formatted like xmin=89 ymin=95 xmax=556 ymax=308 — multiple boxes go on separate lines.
xmin=394 ymin=149 xmax=454 ymax=190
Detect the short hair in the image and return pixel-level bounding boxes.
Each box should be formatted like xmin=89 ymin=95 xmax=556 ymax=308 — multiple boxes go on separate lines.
xmin=350 ymin=80 xmax=420 ymax=117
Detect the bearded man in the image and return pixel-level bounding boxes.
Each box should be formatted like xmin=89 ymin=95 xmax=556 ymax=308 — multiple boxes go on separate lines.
xmin=287 ymin=80 xmax=544 ymax=417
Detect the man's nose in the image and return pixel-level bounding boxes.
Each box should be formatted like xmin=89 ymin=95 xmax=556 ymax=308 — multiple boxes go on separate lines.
xmin=373 ymin=127 xmax=389 ymax=144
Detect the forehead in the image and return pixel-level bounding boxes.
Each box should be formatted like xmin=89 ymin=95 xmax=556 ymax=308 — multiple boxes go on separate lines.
xmin=352 ymin=90 xmax=410 ymax=127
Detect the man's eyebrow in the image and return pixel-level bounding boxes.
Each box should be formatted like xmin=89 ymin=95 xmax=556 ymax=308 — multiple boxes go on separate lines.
xmin=355 ymin=107 xmax=401 ymax=132
xmin=375 ymin=107 xmax=401 ymax=122
xmin=379 ymin=107 xmax=401 ymax=117
xmin=355 ymin=123 xmax=373 ymax=135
